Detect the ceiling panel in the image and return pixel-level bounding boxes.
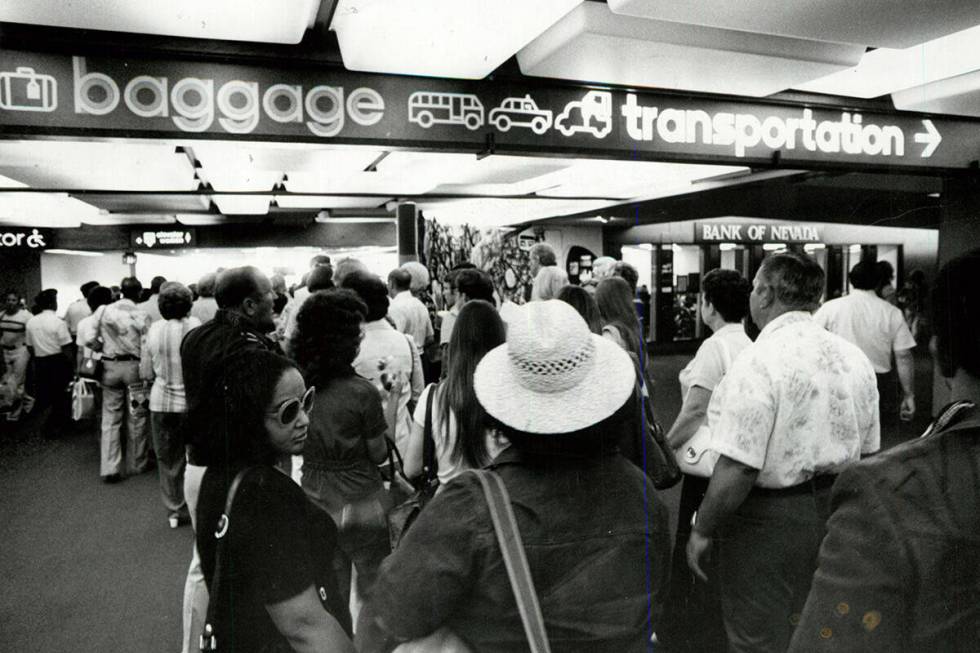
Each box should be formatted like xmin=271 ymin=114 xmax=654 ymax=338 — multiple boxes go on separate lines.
xmin=608 ymin=0 xmax=980 ymax=49
xmin=213 ymin=195 xmax=272 ymax=215
xmin=0 ymin=141 xmax=198 ymax=191
xmin=81 ymin=213 xmax=176 ymax=226
xmin=0 ymin=0 xmax=319 ymax=43
xmin=417 ymin=197 xmax=614 ymax=227
xmin=274 ymin=195 xmax=387 ymax=210
xmin=0 ymin=192 xmax=98 ymax=227
xmin=891 ymin=70 xmax=980 ymax=119
xmin=518 ymin=3 xmax=865 ymax=97
xmin=331 ymin=0 xmax=583 ymax=78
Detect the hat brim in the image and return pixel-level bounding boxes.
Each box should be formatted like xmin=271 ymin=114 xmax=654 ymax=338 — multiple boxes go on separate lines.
xmin=474 ymin=333 xmax=636 ymax=434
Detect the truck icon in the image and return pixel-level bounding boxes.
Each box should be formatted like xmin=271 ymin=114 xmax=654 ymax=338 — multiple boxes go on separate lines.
xmin=489 ymin=95 xmax=553 ymax=135
xmin=555 ymin=90 xmax=612 ymax=138
xmin=408 ymin=92 xmax=484 ymax=131
xmin=0 ymin=67 xmax=58 ymax=112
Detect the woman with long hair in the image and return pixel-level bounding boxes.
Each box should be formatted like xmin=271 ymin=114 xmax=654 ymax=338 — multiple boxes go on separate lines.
xmin=557 ymin=284 xmax=603 ymax=334
xmin=290 ymin=289 xmax=401 ymax=619
xmin=403 ymin=299 xmax=507 ymax=484
xmin=595 ymin=276 xmax=643 ymax=360
xmin=194 ymin=350 xmax=353 ymax=653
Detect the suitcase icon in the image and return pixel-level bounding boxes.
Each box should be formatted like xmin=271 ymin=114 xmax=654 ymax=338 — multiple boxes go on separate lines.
xmin=0 ymin=67 xmax=58 ymax=112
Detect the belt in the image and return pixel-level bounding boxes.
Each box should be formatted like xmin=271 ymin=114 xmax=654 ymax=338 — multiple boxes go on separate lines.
xmin=102 ymin=355 xmax=139 ymax=362
xmin=752 ymin=473 xmax=838 ymax=497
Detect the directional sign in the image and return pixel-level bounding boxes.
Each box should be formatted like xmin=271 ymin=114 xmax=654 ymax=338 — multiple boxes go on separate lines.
xmin=2 ymin=48 xmax=979 ymax=171
xmin=131 ymin=228 xmax=195 ymax=249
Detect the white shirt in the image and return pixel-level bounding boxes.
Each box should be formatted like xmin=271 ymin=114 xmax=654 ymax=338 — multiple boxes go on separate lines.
xmin=76 ymin=314 xmax=99 ymax=359
xmin=25 ymin=310 xmax=71 ymax=357
xmin=388 ymin=291 xmax=433 ymax=349
xmin=190 ymin=297 xmax=218 ymax=324
xmin=813 ymin=289 xmax=916 ymax=373
xmin=412 ymin=384 xmax=509 ymax=487
xmin=439 ymin=307 xmax=459 ymax=346
xmin=137 ymin=296 xmax=162 ymax=324
xmin=99 ymin=300 xmax=150 ymax=358
xmin=679 ymin=323 xmax=752 ymax=399
xmin=708 ymin=311 xmax=880 ymax=488
xmin=353 ymin=319 xmax=424 ymax=452
xmin=64 ymin=299 xmax=91 ymax=336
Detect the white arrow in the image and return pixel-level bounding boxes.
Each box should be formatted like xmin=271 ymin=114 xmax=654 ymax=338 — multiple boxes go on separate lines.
xmin=914 ymin=119 xmax=941 ymax=158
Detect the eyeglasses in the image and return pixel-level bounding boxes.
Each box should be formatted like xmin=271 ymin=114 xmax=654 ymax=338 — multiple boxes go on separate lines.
xmin=267 ymin=386 xmax=315 ymax=426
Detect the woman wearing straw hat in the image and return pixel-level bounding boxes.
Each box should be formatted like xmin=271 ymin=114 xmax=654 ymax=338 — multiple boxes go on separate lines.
xmin=356 ymin=300 xmax=672 ymax=652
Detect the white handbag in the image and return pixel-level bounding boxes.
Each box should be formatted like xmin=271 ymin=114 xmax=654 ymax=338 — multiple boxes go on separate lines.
xmin=71 ymin=379 xmax=97 ymax=422
xmin=676 ymin=335 xmax=734 ymax=478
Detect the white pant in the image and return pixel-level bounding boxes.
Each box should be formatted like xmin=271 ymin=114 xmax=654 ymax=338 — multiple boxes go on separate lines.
xmin=181 ymin=462 xmax=208 ymax=653
xmin=2 ymin=346 xmax=29 ymax=402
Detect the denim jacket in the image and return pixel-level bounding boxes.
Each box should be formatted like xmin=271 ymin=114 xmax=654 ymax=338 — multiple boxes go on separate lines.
xmin=356 ymin=447 xmax=672 ymax=652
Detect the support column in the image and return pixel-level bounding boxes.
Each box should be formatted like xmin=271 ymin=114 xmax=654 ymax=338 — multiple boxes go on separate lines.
xmin=396 ymin=202 xmax=418 ymax=265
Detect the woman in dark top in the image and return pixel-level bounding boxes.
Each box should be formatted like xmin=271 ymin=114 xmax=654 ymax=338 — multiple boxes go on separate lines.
xmin=290 ymin=289 xmax=400 ymax=618
xmin=356 ymin=300 xmax=671 ymax=653
xmin=195 ymin=350 xmax=353 ymax=653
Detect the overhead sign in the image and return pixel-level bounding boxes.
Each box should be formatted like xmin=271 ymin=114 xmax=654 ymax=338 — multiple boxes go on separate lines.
xmin=0 ymin=49 xmax=977 ymax=170
xmin=0 ymin=228 xmax=50 ymax=249
xmin=131 ymin=228 xmax=195 ymax=249
xmin=695 ymin=222 xmax=822 ymax=243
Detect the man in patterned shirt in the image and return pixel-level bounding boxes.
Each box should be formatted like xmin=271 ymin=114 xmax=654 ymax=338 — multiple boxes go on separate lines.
xmin=686 ymin=251 xmax=879 ymax=653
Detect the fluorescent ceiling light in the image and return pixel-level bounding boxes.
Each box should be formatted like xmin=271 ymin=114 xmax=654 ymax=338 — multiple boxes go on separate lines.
xmin=201 ymin=168 xmax=283 ymax=193
xmin=44 ymin=249 xmax=104 ymax=257
xmin=418 ymin=197 xmax=612 ymax=227
xmin=212 ymin=195 xmax=271 ymax=215
xmin=607 ymin=0 xmax=980 ymax=49
xmin=797 ymin=25 xmax=980 ymax=99
xmin=285 ymin=171 xmax=434 ymax=196
xmin=276 ymin=195 xmax=386 ymax=210
xmin=0 ymin=0 xmax=319 ymax=43
xmin=763 ymin=243 xmax=787 ymax=251
xmin=315 ymin=213 xmax=395 ymax=224
xmin=332 ymin=0 xmax=583 ymax=78
xmin=534 ymin=161 xmax=747 ymax=199
xmin=186 ymin=143 xmax=385 ymax=175
xmin=176 ymin=214 xmax=227 ymax=226
xmin=518 ymin=3 xmax=864 ymax=97
xmin=82 ymin=213 xmax=176 ymax=225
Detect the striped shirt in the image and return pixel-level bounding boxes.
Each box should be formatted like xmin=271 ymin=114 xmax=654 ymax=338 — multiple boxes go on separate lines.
xmin=141 ymin=316 xmax=201 ymax=413
xmin=1 ymin=309 xmax=32 ymax=348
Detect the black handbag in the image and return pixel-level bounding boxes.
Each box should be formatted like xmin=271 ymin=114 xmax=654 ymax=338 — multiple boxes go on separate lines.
xmin=635 ymin=365 xmax=682 ymax=490
xmin=386 ymin=383 xmax=440 ymax=549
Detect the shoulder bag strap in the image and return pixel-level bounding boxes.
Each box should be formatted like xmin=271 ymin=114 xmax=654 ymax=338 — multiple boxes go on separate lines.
xmin=200 ymin=466 xmax=255 ymax=652
xmin=470 ymin=470 xmax=552 ymax=653
xmin=423 ymin=382 xmax=438 ymax=482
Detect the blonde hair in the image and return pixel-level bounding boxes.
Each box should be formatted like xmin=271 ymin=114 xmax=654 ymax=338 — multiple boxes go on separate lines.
xmin=531 ymin=266 xmax=569 ymax=301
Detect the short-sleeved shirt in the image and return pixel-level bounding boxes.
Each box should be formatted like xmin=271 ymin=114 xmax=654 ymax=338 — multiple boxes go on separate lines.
xmin=142 ymin=316 xmax=201 ymax=413
xmin=411 ymin=383 xmax=509 ymax=486
xmin=137 ymin=296 xmax=162 ymax=324
xmin=353 ymin=319 xmax=423 ymax=453
xmin=197 ymin=465 xmax=349 ymax=653
xmin=813 ymin=289 xmax=916 ymax=373
xmin=678 ymin=323 xmax=752 ymax=398
xmin=63 ymin=299 xmax=91 ymax=336
xmin=189 ymin=297 xmax=218 ymax=324
xmin=99 ymin=299 xmax=150 ymax=358
xmin=301 ymin=374 xmax=388 ymax=513
xmin=388 ymin=291 xmax=433 ymax=349
xmin=25 ymin=310 xmax=71 ymax=357
xmin=707 ymin=311 xmax=880 ymax=488
xmin=1 ymin=309 xmax=32 ymax=349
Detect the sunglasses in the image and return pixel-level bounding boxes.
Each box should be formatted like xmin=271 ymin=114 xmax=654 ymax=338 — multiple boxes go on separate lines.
xmin=267 ymin=386 xmax=315 ymax=426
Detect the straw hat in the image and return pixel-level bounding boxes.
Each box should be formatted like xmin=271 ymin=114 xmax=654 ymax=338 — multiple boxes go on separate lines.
xmin=474 ymin=299 xmax=635 ymax=434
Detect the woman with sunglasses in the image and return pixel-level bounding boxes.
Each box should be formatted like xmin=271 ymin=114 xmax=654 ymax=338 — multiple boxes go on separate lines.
xmin=290 ymin=289 xmax=402 ymax=622
xmin=194 ymin=349 xmax=353 ymax=653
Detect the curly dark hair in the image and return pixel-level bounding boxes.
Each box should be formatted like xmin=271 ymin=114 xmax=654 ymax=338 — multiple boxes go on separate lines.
xmin=290 ymin=288 xmax=367 ymax=386
xmin=341 ymin=272 xmax=390 ymax=322
xmin=702 ymin=268 xmax=751 ymax=323
xmin=195 ymin=350 xmax=298 ymax=468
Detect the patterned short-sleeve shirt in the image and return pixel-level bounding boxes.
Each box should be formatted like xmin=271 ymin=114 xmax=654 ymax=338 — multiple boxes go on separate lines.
xmin=707 ymin=311 xmax=880 ymax=488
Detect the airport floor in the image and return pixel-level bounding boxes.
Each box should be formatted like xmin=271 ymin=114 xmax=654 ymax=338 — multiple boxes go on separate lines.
xmin=0 ymin=350 xmax=935 ymax=653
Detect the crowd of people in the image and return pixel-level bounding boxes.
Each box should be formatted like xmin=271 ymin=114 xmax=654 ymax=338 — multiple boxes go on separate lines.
xmin=1 ymin=242 xmax=977 ymax=652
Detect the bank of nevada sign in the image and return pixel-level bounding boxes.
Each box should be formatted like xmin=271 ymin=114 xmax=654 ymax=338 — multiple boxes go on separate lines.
xmin=696 ymin=222 xmax=821 ymax=244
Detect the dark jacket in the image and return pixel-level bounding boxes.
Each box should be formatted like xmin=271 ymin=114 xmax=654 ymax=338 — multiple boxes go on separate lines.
xmin=789 ymin=402 xmax=980 ymax=653
xmin=356 ymin=447 xmax=672 ymax=652
xmin=181 ymin=309 xmax=280 ymax=466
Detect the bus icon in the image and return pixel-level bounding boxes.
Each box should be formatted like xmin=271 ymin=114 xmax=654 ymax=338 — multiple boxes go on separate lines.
xmin=408 ymin=92 xmax=484 ymax=131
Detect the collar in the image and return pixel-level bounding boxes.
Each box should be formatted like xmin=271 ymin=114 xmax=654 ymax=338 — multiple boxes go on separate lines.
xmin=712 ymin=323 xmax=744 ymax=337
xmin=364 ymin=319 xmax=394 ymax=332
xmin=395 ymin=290 xmax=413 ymax=300
xmin=114 ymin=299 xmax=137 ymax=308
xmin=41 ymin=309 xmax=56 ymax=315
xmin=757 ymin=310 xmax=812 ymax=342
xmin=851 ymin=288 xmax=878 ymax=298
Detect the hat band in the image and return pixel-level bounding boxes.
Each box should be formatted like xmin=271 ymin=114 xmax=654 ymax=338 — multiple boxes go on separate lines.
xmin=508 ymin=337 xmax=597 ymax=393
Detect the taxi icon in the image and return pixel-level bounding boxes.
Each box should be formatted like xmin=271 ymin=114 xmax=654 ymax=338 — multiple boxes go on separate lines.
xmin=489 ymin=95 xmax=553 ymax=135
